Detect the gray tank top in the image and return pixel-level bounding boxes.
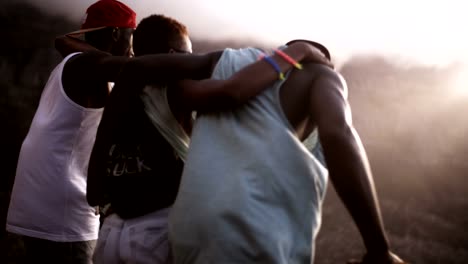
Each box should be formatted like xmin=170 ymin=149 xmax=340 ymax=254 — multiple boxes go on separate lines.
xmin=169 ymin=48 xmax=328 ymax=264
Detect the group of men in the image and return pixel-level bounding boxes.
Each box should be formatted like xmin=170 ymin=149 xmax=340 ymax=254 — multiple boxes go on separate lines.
xmin=6 ymin=0 xmax=407 ymax=263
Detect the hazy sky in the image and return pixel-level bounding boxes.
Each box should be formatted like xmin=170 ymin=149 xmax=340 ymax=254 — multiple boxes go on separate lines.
xmin=28 ymin=0 xmax=467 ymax=65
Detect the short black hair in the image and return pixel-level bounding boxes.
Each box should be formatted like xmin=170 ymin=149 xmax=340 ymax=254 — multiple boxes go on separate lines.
xmin=286 ymin=39 xmax=331 ymax=61
xmin=133 ymin=14 xmax=189 ymax=56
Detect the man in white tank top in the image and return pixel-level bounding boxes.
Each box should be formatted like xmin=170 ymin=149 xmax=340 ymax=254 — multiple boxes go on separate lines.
xmin=168 ymin=41 xmax=407 ymax=264
xmin=6 ymin=1 xmax=136 ymax=263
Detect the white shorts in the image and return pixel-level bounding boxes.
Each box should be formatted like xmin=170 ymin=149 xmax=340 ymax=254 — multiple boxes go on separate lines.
xmin=93 ymin=207 xmax=172 ymax=264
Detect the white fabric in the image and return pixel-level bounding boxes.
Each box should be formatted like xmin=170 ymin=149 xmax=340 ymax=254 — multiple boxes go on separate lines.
xmin=6 ymin=52 xmax=102 ymax=242
xmin=169 ymin=48 xmax=328 ymax=264
xmin=93 ymin=208 xmax=172 ymax=264
xmin=140 ymin=85 xmax=190 ymax=161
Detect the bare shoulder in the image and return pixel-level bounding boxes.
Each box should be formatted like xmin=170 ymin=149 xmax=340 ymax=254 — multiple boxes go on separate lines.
xmin=63 ymin=51 xmax=110 ymax=80
xmin=62 ymin=51 xmax=115 ymax=107
xmin=301 ymin=63 xmax=348 ymax=97
xmin=64 ymin=51 xmax=111 ymax=71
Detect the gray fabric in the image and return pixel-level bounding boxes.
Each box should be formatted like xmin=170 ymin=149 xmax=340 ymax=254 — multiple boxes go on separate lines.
xmin=169 ymin=48 xmax=328 ymax=264
xmin=140 ymin=86 xmax=190 ymax=161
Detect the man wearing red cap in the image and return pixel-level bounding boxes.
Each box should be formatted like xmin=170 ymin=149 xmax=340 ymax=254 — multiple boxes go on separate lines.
xmin=6 ymin=1 xmax=136 ymax=263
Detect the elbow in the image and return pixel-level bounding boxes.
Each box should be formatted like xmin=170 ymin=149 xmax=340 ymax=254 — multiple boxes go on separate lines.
xmin=318 ymin=123 xmax=368 ymax=170
xmin=87 ymin=198 xmax=97 ymax=208
xmin=207 ymin=80 xmax=245 ymax=110
xmin=86 ymin=190 xmax=99 ymax=207
xmin=319 ymin=123 xmax=355 ymax=148
xmin=86 ymin=159 xmax=103 ymax=207
xmin=119 ymin=59 xmax=142 ymax=83
xmin=86 ymin=181 xmax=106 ymax=207
xmin=224 ymin=79 xmax=250 ymax=105
xmin=221 ymin=90 xmax=245 ymax=110
xmin=86 ymin=176 xmax=100 ymax=206
xmin=225 ymin=91 xmax=244 ymax=106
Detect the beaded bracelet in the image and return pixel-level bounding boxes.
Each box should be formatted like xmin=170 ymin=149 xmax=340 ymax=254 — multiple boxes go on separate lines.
xmin=274 ymin=48 xmax=303 ymax=70
xmin=263 ymin=55 xmax=285 ymax=80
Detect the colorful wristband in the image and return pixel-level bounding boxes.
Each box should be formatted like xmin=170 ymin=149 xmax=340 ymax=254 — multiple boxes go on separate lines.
xmin=263 ymin=56 xmax=285 ymax=80
xmin=258 ymin=52 xmax=267 ymax=60
xmin=274 ymin=48 xmax=303 ymax=70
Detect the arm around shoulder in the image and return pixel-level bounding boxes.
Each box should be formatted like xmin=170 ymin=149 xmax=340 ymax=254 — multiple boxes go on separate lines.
xmin=63 ymin=51 xmax=129 ymax=85
xmin=174 ymin=42 xmax=333 ymax=112
xmin=55 ymin=35 xmax=100 ymax=58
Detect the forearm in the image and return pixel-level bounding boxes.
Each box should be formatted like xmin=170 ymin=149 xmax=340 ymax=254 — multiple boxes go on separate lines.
xmin=227 ymin=42 xmax=327 ymax=102
xmin=126 ymin=52 xmax=222 ymax=84
xmin=321 ymin=127 xmax=389 ymax=253
xmin=187 ymin=42 xmax=322 ymax=111
xmin=182 ymin=57 xmax=303 ymax=111
xmin=175 ymin=44 xmax=317 ymax=112
xmin=87 ymin=135 xmax=111 ymax=207
xmin=55 ymin=35 xmax=99 ymax=58
xmin=128 ymin=42 xmax=315 ymax=90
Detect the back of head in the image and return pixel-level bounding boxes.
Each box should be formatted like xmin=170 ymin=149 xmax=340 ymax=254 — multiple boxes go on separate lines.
xmin=78 ymin=0 xmax=136 ymax=55
xmin=133 ymin=14 xmax=190 ymax=56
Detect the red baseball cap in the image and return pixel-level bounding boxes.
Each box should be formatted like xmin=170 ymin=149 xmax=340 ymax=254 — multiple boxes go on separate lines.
xmin=67 ymin=0 xmax=136 ymax=36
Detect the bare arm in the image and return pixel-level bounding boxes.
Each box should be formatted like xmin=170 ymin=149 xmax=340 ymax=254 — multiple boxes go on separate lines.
xmin=308 ymin=65 xmax=406 ymax=263
xmin=55 ymin=34 xmax=129 ymax=108
xmin=87 ymin=137 xmax=109 ymax=207
xmin=60 ymin=35 xmax=333 ymax=100
xmin=55 ymin=35 xmax=100 ymax=58
xmin=55 ymin=35 xmax=217 ymax=83
xmin=87 ymin=117 xmax=112 ymax=207
xmin=172 ymin=42 xmax=332 ymax=112
xmin=58 ymin=35 xmax=333 ymax=87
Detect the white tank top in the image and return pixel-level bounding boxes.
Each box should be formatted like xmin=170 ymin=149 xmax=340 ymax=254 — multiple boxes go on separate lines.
xmin=6 ymin=53 xmax=103 ymax=242
xmin=169 ymin=48 xmax=328 ymax=263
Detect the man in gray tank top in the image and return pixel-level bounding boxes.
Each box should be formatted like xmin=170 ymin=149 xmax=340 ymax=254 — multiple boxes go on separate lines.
xmin=168 ymin=40 xmax=407 ymax=264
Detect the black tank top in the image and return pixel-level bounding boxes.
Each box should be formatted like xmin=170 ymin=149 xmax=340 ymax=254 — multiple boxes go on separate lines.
xmin=105 ymin=90 xmax=184 ymax=219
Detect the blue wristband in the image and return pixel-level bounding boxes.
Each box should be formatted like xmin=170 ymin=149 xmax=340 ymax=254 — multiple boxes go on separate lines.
xmin=263 ymin=56 xmax=285 ymax=80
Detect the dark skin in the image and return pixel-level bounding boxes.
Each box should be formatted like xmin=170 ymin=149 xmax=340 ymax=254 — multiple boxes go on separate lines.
xmin=245 ymin=62 xmax=407 ymax=264
xmin=57 ymin=27 xmax=134 ymax=108
xmin=84 ymin=41 xmax=333 ymax=207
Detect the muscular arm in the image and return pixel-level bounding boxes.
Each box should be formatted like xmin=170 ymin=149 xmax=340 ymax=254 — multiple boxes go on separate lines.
xmin=61 ymin=36 xmax=332 ymax=109
xmin=63 ymin=49 xmax=218 ymax=107
xmin=172 ymin=42 xmax=331 ymax=112
xmin=308 ymin=65 xmax=393 ymax=258
xmin=87 ymin=129 xmax=110 ymax=207
xmin=55 ymin=35 xmax=99 ymax=58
